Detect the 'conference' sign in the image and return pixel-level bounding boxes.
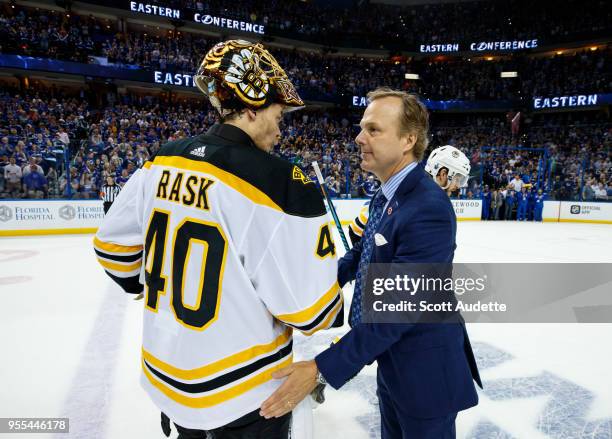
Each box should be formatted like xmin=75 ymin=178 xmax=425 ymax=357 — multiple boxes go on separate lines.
xmin=533 ymin=94 xmax=599 ymax=109
xmin=193 ymin=14 xmax=265 ymax=34
xmin=469 ymin=39 xmax=538 ymax=51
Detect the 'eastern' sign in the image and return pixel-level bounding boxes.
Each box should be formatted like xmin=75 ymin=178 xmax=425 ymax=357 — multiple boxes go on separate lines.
xmin=533 ymin=94 xmax=598 ymax=109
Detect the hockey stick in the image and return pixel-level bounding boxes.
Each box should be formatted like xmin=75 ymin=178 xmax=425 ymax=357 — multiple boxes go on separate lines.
xmin=312 ymin=161 xmax=351 ymax=252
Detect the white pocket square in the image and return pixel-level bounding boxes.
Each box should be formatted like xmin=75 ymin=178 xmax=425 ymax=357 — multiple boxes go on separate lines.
xmin=374 ymin=233 xmax=388 ymax=246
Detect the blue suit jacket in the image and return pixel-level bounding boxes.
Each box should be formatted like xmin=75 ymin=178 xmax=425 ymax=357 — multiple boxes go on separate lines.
xmin=315 ymin=164 xmax=481 ymax=418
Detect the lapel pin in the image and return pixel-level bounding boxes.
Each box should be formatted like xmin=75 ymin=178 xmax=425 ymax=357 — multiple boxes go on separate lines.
xmin=387 ymin=207 xmax=393 ymax=215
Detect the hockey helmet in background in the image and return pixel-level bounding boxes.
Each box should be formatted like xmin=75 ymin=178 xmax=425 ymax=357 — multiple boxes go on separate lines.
xmin=424 ymin=145 xmax=471 ymax=188
xmin=194 ymin=40 xmax=304 ymax=117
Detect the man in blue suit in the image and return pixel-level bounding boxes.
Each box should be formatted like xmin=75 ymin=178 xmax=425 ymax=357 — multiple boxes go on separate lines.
xmin=261 ymin=88 xmax=481 ymax=438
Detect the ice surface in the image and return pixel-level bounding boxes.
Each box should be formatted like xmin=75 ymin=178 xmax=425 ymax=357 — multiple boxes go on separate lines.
xmin=0 ymin=222 xmax=611 ymax=438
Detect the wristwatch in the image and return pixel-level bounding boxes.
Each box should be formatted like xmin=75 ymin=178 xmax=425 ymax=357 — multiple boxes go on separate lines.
xmin=312 ymin=371 xmax=327 ymax=404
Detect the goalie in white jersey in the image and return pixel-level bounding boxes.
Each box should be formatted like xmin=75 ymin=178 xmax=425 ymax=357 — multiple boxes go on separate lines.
xmin=94 ymin=40 xmax=343 ymax=438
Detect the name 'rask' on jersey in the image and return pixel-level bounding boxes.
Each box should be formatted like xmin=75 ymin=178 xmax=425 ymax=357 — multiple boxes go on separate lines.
xmin=155 ymin=169 xmax=215 ymax=210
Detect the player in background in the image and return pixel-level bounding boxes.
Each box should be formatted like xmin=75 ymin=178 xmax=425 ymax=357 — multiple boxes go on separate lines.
xmin=481 ymin=185 xmax=491 ymax=220
xmin=527 ymin=186 xmax=537 ymax=220
xmin=425 ymin=145 xmax=471 ymax=197
xmin=348 ymin=145 xmax=471 ymax=245
xmin=517 ymin=186 xmax=529 ymax=221
xmin=93 ymin=40 xmax=342 ymax=439
xmin=534 ymin=188 xmax=546 ymax=222
xmin=504 ymin=189 xmax=517 ymax=220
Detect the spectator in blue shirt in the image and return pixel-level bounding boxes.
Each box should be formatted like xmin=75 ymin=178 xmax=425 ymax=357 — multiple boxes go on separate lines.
xmin=116 ymin=168 xmax=129 ymax=186
xmin=0 ymin=137 xmax=10 ymax=157
xmin=23 ymin=164 xmax=48 ymax=198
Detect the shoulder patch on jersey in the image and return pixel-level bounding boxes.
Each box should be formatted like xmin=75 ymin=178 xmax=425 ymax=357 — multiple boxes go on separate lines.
xmin=292 ymin=166 xmax=312 ymax=185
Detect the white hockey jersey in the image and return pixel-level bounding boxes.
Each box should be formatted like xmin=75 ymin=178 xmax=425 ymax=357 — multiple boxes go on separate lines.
xmin=94 ymin=124 xmax=343 ymax=429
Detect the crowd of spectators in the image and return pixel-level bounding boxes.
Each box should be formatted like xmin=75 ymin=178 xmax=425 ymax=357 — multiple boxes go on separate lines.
xmin=1 ymin=5 xmax=610 ymax=103
xmin=1 ymin=87 xmax=609 ymax=204
xmin=0 ymin=87 xmax=218 ymax=199
xmin=431 ymin=112 xmax=611 ymax=206
xmin=0 ymin=6 xmax=114 ymax=64
xmin=82 ymin=0 xmax=612 ymax=50
xmin=0 ymin=2 xmax=609 ymax=224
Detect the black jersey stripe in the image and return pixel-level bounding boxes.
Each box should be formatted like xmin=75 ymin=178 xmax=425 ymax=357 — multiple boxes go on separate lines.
xmin=95 ymin=248 xmax=143 ymax=263
xmin=287 ymin=294 xmax=342 ymax=332
xmin=143 ymin=340 xmax=293 ymax=394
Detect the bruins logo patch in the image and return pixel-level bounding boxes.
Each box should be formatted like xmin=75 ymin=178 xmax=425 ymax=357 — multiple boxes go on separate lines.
xmin=292 ymin=166 xmax=312 ymax=184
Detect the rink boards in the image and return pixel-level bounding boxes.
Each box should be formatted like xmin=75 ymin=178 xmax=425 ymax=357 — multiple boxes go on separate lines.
xmin=0 ymin=199 xmax=610 ymax=236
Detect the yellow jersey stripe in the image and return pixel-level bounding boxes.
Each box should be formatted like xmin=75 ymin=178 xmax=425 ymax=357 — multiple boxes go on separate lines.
xmin=302 ymin=294 xmax=344 ymax=336
xmin=142 ymin=328 xmax=292 ymax=380
xmin=93 ymin=236 xmax=143 ymax=253
xmin=142 ymin=355 xmax=293 ymax=408
xmin=97 ymin=257 xmax=142 ymax=273
xmin=350 ymin=222 xmax=363 ymax=233
xmin=149 ymin=156 xmax=283 ymax=212
xmin=276 ymin=281 xmax=340 ymax=324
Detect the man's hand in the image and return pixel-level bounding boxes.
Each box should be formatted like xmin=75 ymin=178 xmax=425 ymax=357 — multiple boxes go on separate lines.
xmin=260 ymin=360 xmax=318 ymax=419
